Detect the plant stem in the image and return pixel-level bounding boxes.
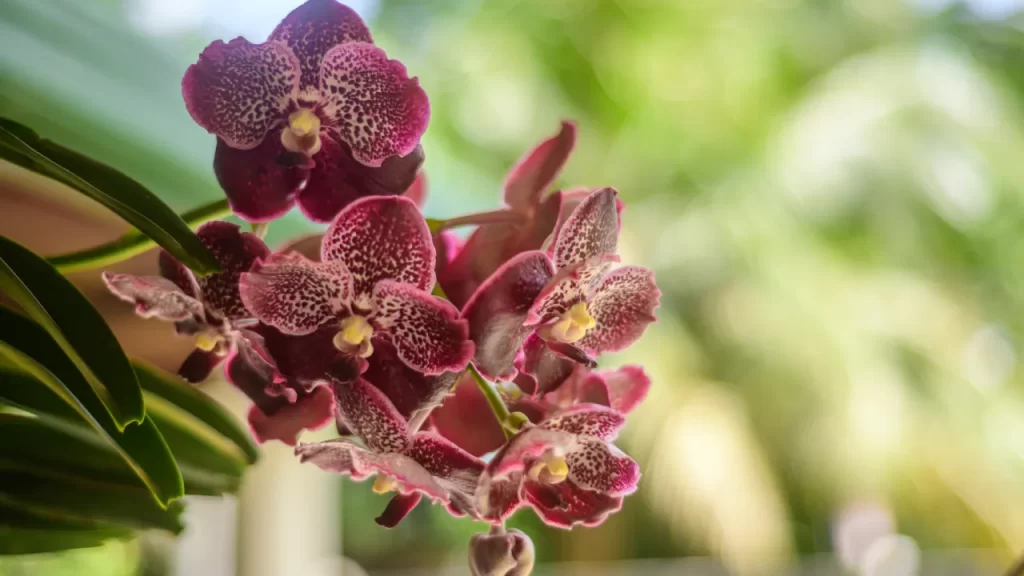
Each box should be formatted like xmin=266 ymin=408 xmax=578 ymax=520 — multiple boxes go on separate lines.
xmin=49 ymin=199 xmax=231 ymax=273
xmin=468 ymin=364 xmax=514 ymax=439
xmin=431 ymin=209 xmax=525 ymax=232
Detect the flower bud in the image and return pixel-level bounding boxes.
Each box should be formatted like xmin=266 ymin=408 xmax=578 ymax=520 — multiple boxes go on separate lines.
xmin=468 ymin=528 xmax=535 ymax=576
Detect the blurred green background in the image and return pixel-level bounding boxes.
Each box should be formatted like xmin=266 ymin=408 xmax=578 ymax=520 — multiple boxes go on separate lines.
xmin=4 ymin=0 xmax=1024 ymax=574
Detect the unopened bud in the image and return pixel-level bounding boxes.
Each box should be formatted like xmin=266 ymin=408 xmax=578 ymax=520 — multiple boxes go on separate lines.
xmin=468 ymin=528 xmax=535 ymax=576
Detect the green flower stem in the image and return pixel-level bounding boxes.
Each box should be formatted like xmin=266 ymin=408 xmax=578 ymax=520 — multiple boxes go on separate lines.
xmin=469 ymin=364 xmax=515 ymax=439
xmin=427 ymin=209 xmax=525 ymax=234
xmin=49 ymin=199 xmax=231 ymax=273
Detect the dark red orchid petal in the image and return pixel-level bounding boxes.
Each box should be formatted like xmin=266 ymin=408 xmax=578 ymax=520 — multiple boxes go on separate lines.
xmin=102 ymin=272 xmax=204 ymax=323
xmin=319 ymin=42 xmax=429 ymax=167
xmin=213 ymin=137 xmax=310 ymax=222
xmin=239 ymin=253 xmax=353 ymax=335
xmin=333 ymin=377 xmax=410 ymax=453
xmin=248 ymin=385 xmax=335 ymax=446
xmin=549 ymin=188 xmax=620 ymax=270
xmin=361 ymin=338 xmax=457 ymax=419
xmin=370 ymin=281 xmax=473 ymax=375
xmin=596 ymin=366 xmax=650 ymax=415
xmin=375 ymin=492 xmax=421 ymax=528
xmin=321 ymin=195 xmax=435 ymax=304
xmin=194 ymin=221 xmax=271 ymax=320
xmin=541 ymin=404 xmax=626 ymax=441
xmin=520 ymin=334 xmax=576 ymax=396
xmin=404 ymin=433 xmax=484 ymax=498
xmin=182 ymin=38 xmax=298 ymax=150
xmin=158 ymin=250 xmax=200 ymax=298
xmin=431 ymin=374 xmax=507 ymax=457
xmin=462 ymin=251 xmax=556 ymax=381
xmin=577 ymin=266 xmax=660 ymax=356
xmin=225 ymin=343 xmax=290 ymax=416
xmin=255 ymin=323 xmax=345 ymax=384
xmin=525 ymin=254 xmax=618 ymax=326
xmin=268 ymin=0 xmax=372 ymax=93
xmin=479 ymin=475 xmax=526 ymax=524
xmin=564 ymin=437 xmax=639 ymax=496
xmin=177 ymin=347 xmax=226 ymax=384
xmin=404 ymin=172 xmax=427 ymax=207
xmin=297 ymin=139 xmax=424 ymax=223
xmin=504 ymin=121 xmax=577 ymax=210
xmin=522 ymin=480 xmax=624 ymax=529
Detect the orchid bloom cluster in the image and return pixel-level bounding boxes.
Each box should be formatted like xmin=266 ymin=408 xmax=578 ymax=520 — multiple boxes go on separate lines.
xmin=102 ymin=0 xmax=659 ymax=572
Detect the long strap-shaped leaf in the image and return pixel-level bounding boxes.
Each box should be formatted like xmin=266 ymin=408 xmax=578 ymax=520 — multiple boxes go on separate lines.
xmin=0 ymin=235 xmax=143 ymax=427
xmin=134 ymin=360 xmax=259 ymax=464
xmin=0 ymin=502 xmax=134 ymax=555
xmin=0 ymin=309 xmax=183 ymax=506
xmin=0 ymin=118 xmax=220 ymax=275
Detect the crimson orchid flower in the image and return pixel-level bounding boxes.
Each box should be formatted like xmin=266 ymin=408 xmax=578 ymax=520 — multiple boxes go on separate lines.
xmin=183 ymin=0 xmax=428 ymax=222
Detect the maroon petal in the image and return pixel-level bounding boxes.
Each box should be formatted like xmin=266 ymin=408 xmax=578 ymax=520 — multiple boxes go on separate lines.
xmin=248 ymin=385 xmax=335 ymax=446
xmin=371 ymin=281 xmax=473 ymax=375
xmin=404 ymin=433 xmax=485 ymax=499
xmin=319 ymin=42 xmax=429 ymax=167
xmin=297 ymin=137 xmax=424 ymax=223
xmin=524 ymin=254 xmax=618 ymax=326
xmin=404 ymin=172 xmax=427 ymax=207
xmin=599 ymin=366 xmax=650 ymax=415
xmin=461 ymin=251 xmax=556 ymax=381
xmin=320 ymin=195 xmax=435 ymax=304
xmin=478 ymin=475 xmax=525 ymax=524
xmin=268 ymin=0 xmax=372 ymax=94
xmin=158 ymin=251 xmax=200 ymax=298
xmin=519 ymin=334 xmax=575 ymax=395
xmin=182 ymin=38 xmax=298 ymax=149
xmin=194 ymin=221 xmax=271 ymax=320
xmin=102 ymin=272 xmax=204 ymax=322
xmin=549 ymin=188 xmax=620 ymax=270
xmin=504 ymin=121 xmax=577 ymax=210
xmin=332 ymin=377 xmax=410 ymax=453
xmin=522 ymin=480 xmax=624 ymax=529
xmin=541 ymin=404 xmax=626 ymax=441
xmin=564 ymin=438 xmax=640 ymax=496
xmin=431 ymin=374 xmax=507 ymax=457
xmin=239 ymin=253 xmax=353 ymax=335
xmin=178 ymin=347 xmax=226 ymax=384
xmin=362 ymin=338 xmax=457 ymax=419
xmin=375 ymin=492 xmax=421 ymax=528
xmin=225 ymin=344 xmax=290 ymax=416
xmin=213 ymin=137 xmax=309 ymax=223
xmin=256 ymin=324 xmax=346 ymax=384
xmin=577 ymin=266 xmax=659 ymax=356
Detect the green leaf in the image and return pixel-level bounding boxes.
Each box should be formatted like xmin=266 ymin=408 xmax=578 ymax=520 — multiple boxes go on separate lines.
xmin=0 ymin=236 xmax=143 ymax=427
xmin=143 ymin=393 xmax=246 ymax=478
xmin=0 ymin=503 xmax=133 ymax=555
xmin=0 ymin=309 xmax=183 ymax=506
xmin=0 ymin=468 xmax=184 ymax=533
xmin=134 ymin=361 xmax=259 ymax=465
xmin=48 ymin=198 xmax=231 ymax=274
xmin=0 ymin=118 xmax=220 ymax=275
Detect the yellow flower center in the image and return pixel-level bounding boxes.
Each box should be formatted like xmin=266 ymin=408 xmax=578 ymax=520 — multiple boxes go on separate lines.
xmin=527 ymin=455 xmax=569 ymax=485
xmin=280 ymin=108 xmax=322 ymax=156
xmin=547 ymin=302 xmax=596 ymax=343
xmin=194 ymin=331 xmax=223 ymax=353
xmin=332 ymin=315 xmax=374 ymax=358
xmin=372 ymin=475 xmax=398 ymax=494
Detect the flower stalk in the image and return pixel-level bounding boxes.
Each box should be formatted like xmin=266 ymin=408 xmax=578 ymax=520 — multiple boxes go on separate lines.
xmin=468 ymin=363 xmax=515 ymax=439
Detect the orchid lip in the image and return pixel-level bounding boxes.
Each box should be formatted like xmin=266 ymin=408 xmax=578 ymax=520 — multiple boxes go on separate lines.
xmin=195 ymin=330 xmax=225 ymax=353
xmin=544 ymin=302 xmax=596 ymax=344
xmin=332 ymin=315 xmax=375 ymax=358
xmin=528 ymin=454 xmax=569 ymax=484
xmin=372 ymin=474 xmax=398 ymax=494
xmin=281 ymin=108 xmax=322 ymax=156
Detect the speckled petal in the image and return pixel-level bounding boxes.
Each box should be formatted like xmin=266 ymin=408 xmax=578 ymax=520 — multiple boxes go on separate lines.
xmin=461 ymin=251 xmax=555 ymax=381
xmin=404 ymin=433 xmax=485 ymax=500
xmin=522 ymin=480 xmax=624 ymax=529
xmin=370 ymin=281 xmax=473 ymax=375
xmin=504 ymin=121 xmax=576 ymax=209
xmin=182 ymin=38 xmax=298 ymax=149
xmin=248 ymin=385 xmax=335 ymax=446
xmin=332 ymin=377 xmax=409 ymax=453
xmin=239 ymin=253 xmax=353 ymax=335
xmin=524 ymin=254 xmax=618 ymax=326
xmin=268 ymin=0 xmax=372 ymax=95
xmin=213 ymin=137 xmax=309 ymax=223
xmin=297 ymin=137 xmax=424 ymax=223
xmin=102 ymin=272 xmax=204 ymax=322
xmin=194 ymin=221 xmax=271 ymax=320
xmin=158 ymin=251 xmax=200 ymax=298
xmin=321 ymin=195 xmax=435 ymax=304
xmin=549 ymin=188 xmax=620 ymax=270
xmin=565 ymin=438 xmax=639 ymax=496
xmin=319 ymin=42 xmax=430 ymax=167
xmin=577 ymin=266 xmax=660 ymax=356
xmin=375 ymin=492 xmax=421 ymax=528
xmin=361 ymin=338 xmax=458 ymax=419
xmin=253 ymin=324 xmax=345 ymax=384
xmin=541 ymin=404 xmax=625 ymax=441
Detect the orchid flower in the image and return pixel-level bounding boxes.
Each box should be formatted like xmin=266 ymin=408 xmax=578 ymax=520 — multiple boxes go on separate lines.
xmin=183 ymin=0 xmax=428 ymax=222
